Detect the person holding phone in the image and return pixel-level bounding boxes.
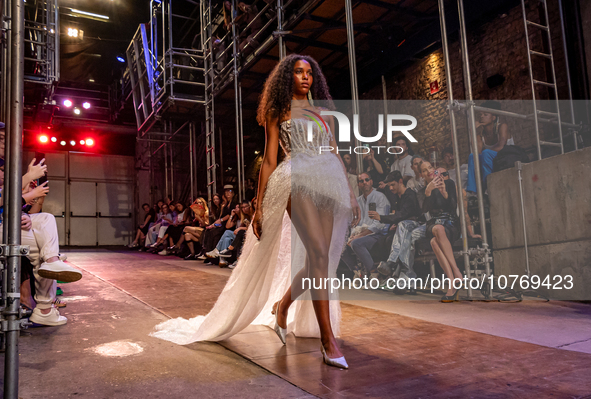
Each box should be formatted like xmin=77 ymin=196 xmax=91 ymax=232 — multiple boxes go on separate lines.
xmin=420 ymin=161 xmax=463 ymax=302
xmin=340 ymin=172 xmax=390 ymax=279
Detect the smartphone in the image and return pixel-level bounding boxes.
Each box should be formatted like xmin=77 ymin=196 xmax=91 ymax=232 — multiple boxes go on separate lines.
xmin=34 ymin=152 xmax=45 ymax=165
xmin=368 ymin=202 xmax=376 ymax=212
xmin=34 ymin=151 xmax=48 ymax=187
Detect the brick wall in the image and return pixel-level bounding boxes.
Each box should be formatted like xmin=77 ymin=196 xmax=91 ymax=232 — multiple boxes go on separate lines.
xmin=361 ymin=0 xmax=572 ymax=164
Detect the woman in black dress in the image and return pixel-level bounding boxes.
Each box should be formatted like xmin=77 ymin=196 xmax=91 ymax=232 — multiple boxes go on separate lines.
xmin=420 ymin=160 xmax=462 ymax=302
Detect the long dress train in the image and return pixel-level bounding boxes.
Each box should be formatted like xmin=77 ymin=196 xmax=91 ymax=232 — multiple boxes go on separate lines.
xmin=151 ymin=118 xmax=351 ymax=345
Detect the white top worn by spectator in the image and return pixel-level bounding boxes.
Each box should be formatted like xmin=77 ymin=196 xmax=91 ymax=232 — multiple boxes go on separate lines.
xmin=355 ymin=189 xmax=390 ymax=234
xmin=448 ymin=164 xmax=469 ymax=190
xmin=390 ymin=155 xmax=413 ymax=177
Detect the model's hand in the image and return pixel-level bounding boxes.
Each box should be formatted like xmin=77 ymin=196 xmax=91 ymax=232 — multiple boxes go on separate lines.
xmin=21 ymin=214 xmax=32 ymax=231
xmin=27 ymin=158 xmax=47 ymax=180
xmin=252 ymin=210 xmax=262 ymax=240
xmin=368 ymin=210 xmax=380 ymax=221
xmin=350 ymin=197 xmax=361 ymax=227
xmin=378 ymin=181 xmax=386 ymax=189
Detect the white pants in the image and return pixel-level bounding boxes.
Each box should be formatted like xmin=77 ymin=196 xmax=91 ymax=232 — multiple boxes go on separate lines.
xmin=145 ymin=223 xmax=161 ymax=246
xmin=1 ymin=212 xmax=59 ymax=309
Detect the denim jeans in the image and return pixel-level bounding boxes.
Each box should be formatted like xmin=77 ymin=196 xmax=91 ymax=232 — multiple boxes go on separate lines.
xmin=387 ymin=220 xmax=421 ymax=278
xmin=216 ymin=230 xmax=236 ymax=251
xmin=341 ymin=233 xmax=382 ymax=274
xmin=467 ymin=149 xmax=497 ymax=193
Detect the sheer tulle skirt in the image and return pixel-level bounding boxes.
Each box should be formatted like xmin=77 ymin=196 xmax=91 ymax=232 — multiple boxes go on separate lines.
xmin=151 ymin=153 xmax=351 ymax=345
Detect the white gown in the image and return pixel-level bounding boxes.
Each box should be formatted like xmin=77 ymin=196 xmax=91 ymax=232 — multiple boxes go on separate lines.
xmin=151 ymin=117 xmax=352 ymax=345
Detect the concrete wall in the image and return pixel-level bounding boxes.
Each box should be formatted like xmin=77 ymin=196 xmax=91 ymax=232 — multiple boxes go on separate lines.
xmin=488 ymin=147 xmax=591 ymax=299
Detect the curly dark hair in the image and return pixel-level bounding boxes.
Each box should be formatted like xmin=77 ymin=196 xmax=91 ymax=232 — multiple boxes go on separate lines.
xmin=256 ymin=54 xmax=334 ymax=126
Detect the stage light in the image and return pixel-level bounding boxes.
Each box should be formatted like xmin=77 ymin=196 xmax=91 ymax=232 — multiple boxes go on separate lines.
xmin=60 ymin=140 xmax=66 ymax=146
xmin=80 ymin=140 xmax=86 ymax=145
xmin=70 ymin=140 xmax=76 ymax=146
xmin=85 ymin=138 xmax=94 ymax=146
xmin=67 ymin=28 xmax=78 ymax=37
xmin=39 ymin=135 xmax=49 ymax=143
xmin=71 ymin=8 xmax=109 ymax=21
xmin=117 ymin=56 xmax=125 ymax=63
xmin=74 ymin=108 xmax=81 ymax=115
xmin=51 ymin=137 xmax=57 ymax=142
xmin=63 ymin=99 xmax=73 ymax=107
xmin=82 ymin=102 xmax=91 ymax=109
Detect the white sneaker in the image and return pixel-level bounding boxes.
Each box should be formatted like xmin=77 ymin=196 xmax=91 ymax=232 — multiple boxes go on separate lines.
xmin=219 ymin=259 xmax=228 ymax=268
xmin=228 ymin=261 xmax=237 ymax=270
xmin=196 ymin=255 xmax=207 ymax=260
xmin=158 ymin=249 xmax=169 ymax=256
xmin=218 ymin=249 xmax=232 ymax=258
xmin=29 ymin=307 xmax=67 ymax=326
xmin=38 ymin=260 xmax=82 ymax=283
xmin=206 ymin=248 xmax=220 ymax=258
xmin=58 ymin=254 xmax=67 ymax=262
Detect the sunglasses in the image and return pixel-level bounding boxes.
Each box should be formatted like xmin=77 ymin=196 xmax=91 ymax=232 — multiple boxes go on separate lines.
xmin=358 ymin=178 xmax=371 ymax=183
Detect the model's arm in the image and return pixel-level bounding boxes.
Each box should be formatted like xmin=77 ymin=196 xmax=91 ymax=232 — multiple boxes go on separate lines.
xmin=252 ymin=114 xmax=280 ymax=239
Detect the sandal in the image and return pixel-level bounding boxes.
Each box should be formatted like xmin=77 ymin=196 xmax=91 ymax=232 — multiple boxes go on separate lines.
xmin=53 ymin=298 xmax=67 ymax=308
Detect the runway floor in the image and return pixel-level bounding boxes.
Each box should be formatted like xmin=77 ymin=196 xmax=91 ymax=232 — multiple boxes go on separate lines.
xmin=6 ymin=249 xmax=591 ymax=398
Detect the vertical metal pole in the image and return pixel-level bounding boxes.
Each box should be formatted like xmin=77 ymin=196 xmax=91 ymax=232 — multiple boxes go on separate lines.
xmin=277 ymin=0 xmax=285 ymax=60
xmin=168 ymin=0 xmax=174 ymax=99
xmin=169 ymin=124 xmax=174 ymax=199
xmin=219 ymin=127 xmax=224 ymax=188
xmin=557 ymin=0 xmax=577 ymax=150
xmin=190 ymin=122 xmax=195 ymax=201
xmin=344 ymin=0 xmax=363 ymax=174
xmin=1 ymin=0 xmax=12 ymax=123
xmin=4 ymin=0 xmax=25 ymax=395
xmin=164 ymin=141 xmax=169 ymax=197
xmin=457 ymin=0 xmax=491 ymax=294
xmin=239 ymin=83 xmax=245 ymax=201
xmin=231 ymin=0 xmax=242 ymax=202
xmin=438 ymin=0 xmax=472 ymax=297
xmin=516 ymin=162 xmax=530 ymax=277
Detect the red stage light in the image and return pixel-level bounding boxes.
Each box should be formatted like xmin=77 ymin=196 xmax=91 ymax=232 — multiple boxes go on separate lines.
xmin=85 ymin=138 xmax=94 ymax=146
xmin=51 ymin=137 xmax=57 ymax=142
xmin=63 ymin=99 xmax=73 ymax=108
xmin=82 ymin=102 xmax=91 ymax=110
xmin=70 ymin=140 xmax=76 ymax=146
xmin=80 ymin=140 xmax=85 ymax=145
xmin=39 ymin=135 xmax=49 ymax=143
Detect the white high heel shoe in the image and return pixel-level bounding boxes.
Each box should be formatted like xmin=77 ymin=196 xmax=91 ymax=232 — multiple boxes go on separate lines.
xmin=320 ymin=345 xmax=348 ymax=369
xmin=273 ymin=310 xmax=287 ymax=345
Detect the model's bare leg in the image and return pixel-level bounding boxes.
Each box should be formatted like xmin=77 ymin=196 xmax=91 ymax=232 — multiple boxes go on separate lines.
xmin=274 ymin=195 xmax=342 ymax=359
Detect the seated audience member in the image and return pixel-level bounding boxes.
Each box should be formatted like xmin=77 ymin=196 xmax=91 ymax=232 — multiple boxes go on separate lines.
xmin=214 ymin=200 xmax=253 ymax=267
xmin=129 ymin=203 xmax=156 ymax=248
xmin=148 ymin=204 xmax=175 ymax=252
xmin=161 ymin=202 xmax=192 ymax=255
xmin=420 ymin=161 xmax=463 ymax=302
xmin=442 ymin=147 xmax=468 ymax=190
xmin=206 ymin=203 xmax=240 ymax=259
xmin=238 ymin=2 xmax=263 ymax=53
xmin=340 ymin=173 xmax=390 ymax=278
xmin=198 ymin=185 xmax=237 ymax=260
xmin=368 ymin=171 xmax=421 ymax=280
xmin=467 ymin=100 xmax=513 ymax=194
xmin=209 ymin=193 xmax=223 ymax=223
xmin=0 ymin=160 xmax=82 ymax=326
xmin=407 ymin=155 xmax=426 ymax=206
xmin=341 ymin=153 xmax=359 ymax=197
xmin=144 ymin=203 xmax=166 ymax=249
xmin=363 ymin=149 xmax=387 ymax=188
xmin=184 ymin=198 xmax=209 ymax=260
xmin=439 ymin=167 xmax=482 ymax=240
xmin=390 ymin=136 xmax=415 ymax=182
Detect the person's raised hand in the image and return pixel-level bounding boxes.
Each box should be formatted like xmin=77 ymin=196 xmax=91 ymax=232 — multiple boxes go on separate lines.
xmin=27 ymin=158 xmax=47 ymax=180
xmin=30 ymin=181 xmax=49 ymax=198
xmin=21 ymin=214 xmax=32 ymax=231
xmin=368 ymin=210 xmax=380 ymax=221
